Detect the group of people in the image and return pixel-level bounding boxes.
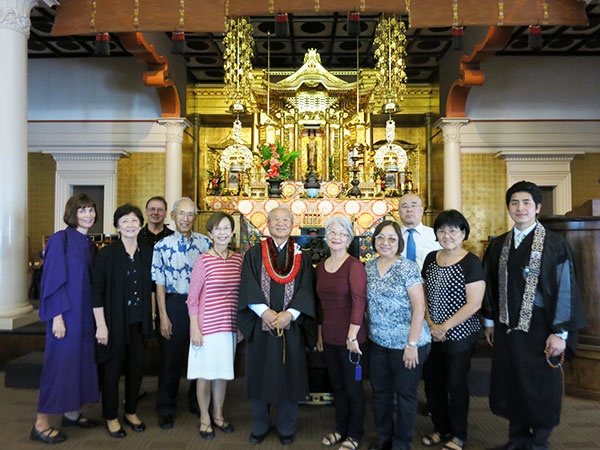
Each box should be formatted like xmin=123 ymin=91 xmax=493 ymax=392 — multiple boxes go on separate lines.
xmin=31 ymin=181 xmax=584 ymax=450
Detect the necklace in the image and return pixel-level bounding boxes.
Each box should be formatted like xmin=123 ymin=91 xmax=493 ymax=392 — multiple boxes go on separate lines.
xmin=212 ymin=248 xmax=230 ymax=260
xmin=325 ymin=253 xmax=349 ymax=273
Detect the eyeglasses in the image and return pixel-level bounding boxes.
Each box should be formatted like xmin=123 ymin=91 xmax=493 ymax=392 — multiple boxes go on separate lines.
xmin=400 ymin=202 xmax=423 ymax=210
xmin=269 ymin=217 xmax=293 ymax=224
xmin=374 ymin=235 xmax=399 ymax=243
xmin=147 ymin=207 xmax=166 ymax=213
xmin=177 ymin=211 xmax=196 ymax=219
xmin=436 ymin=227 xmax=462 ymax=236
xmin=326 ymin=230 xmax=350 ymax=239
xmin=212 ymin=226 xmax=232 ymax=232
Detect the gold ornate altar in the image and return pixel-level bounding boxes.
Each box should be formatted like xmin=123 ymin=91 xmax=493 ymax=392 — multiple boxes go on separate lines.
xmin=187 ymin=48 xmax=439 ymax=204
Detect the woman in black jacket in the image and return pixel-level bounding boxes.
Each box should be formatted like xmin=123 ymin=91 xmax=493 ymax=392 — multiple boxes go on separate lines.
xmin=92 ymin=204 xmax=153 ymax=438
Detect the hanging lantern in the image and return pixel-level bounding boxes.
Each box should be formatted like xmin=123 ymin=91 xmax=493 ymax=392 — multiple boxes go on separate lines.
xmin=171 ymin=31 xmax=186 ymax=55
xmin=528 ymin=25 xmax=542 ymax=50
xmin=275 ymin=13 xmax=289 ymax=38
xmin=94 ymin=32 xmax=110 ymax=56
xmin=372 ymin=15 xmax=407 ymax=112
xmin=452 ymin=26 xmax=464 ymax=51
xmin=347 ymin=12 xmax=361 ymax=37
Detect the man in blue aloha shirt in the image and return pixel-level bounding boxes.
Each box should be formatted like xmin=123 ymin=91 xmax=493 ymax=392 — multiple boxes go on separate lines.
xmin=151 ymin=197 xmax=211 ymax=429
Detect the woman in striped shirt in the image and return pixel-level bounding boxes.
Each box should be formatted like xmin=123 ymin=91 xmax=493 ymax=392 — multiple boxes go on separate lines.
xmin=186 ymin=211 xmax=243 ymax=440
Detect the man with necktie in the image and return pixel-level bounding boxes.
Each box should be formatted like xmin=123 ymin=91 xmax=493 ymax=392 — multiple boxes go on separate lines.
xmin=398 ymin=194 xmax=441 ymax=271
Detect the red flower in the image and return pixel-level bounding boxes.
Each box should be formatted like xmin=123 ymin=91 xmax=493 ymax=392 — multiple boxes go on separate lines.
xmin=267 ymin=168 xmax=280 ymax=178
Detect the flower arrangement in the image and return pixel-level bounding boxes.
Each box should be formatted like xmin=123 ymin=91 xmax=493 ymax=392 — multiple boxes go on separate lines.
xmin=256 ymin=141 xmax=301 ymax=180
xmin=207 ymin=169 xmax=223 ymax=193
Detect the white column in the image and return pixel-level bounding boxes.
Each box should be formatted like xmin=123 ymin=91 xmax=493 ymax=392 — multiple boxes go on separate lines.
xmin=158 ymin=118 xmax=191 ymax=210
xmin=435 ymin=118 xmax=469 ymax=211
xmin=0 ymin=0 xmax=55 ymax=329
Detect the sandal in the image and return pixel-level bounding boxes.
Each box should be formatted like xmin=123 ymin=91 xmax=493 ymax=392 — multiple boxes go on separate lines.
xmin=199 ymin=422 xmax=215 ymax=440
xmin=422 ymin=432 xmax=447 ymax=446
xmin=443 ymin=437 xmax=464 ymax=450
xmin=322 ymin=431 xmax=344 ymax=447
xmin=339 ymin=437 xmax=360 ymax=450
xmin=212 ymin=417 xmax=234 ymax=433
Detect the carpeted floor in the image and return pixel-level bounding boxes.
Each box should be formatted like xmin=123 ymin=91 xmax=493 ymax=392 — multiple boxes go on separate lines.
xmin=1 ymin=372 xmax=599 ymax=449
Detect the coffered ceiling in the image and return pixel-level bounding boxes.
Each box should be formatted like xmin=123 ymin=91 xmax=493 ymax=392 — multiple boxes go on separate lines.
xmin=28 ymin=4 xmax=600 ymax=84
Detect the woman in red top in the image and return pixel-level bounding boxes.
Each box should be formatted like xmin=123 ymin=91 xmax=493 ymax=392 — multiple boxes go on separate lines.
xmin=316 ymin=216 xmax=367 ymax=450
xmin=186 ymin=212 xmax=243 ymax=440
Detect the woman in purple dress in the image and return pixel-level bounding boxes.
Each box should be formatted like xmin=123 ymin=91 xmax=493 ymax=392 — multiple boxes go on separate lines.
xmin=31 ymin=193 xmax=100 ymax=444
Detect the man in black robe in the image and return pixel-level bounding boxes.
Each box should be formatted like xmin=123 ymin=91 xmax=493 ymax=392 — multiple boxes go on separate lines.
xmin=238 ymin=206 xmax=316 ymax=446
xmin=482 ymin=181 xmax=585 ymax=450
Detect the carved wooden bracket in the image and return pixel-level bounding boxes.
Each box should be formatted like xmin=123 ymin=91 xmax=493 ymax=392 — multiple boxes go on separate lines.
xmin=446 ymin=26 xmax=514 ymax=118
xmin=118 ymin=32 xmax=181 ymax=118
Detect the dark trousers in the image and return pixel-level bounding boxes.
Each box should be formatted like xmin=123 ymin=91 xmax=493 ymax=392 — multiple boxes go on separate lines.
xmin=100 ymin=323 xmax=145 ymax=420
xmin=250 ymin=399 xmax=298 ymax=436
xmin=423 ymin=341 xmax=476 ymax=441
xmin=323 ymin=342 xmax=365 ymax=442
xmin=156 ymin=294 xmax=197 ymax=417
xmin=508 ymin=421 xmax=553 ymax=450
xmin=369 ymin=341 xmax=430 ymax=450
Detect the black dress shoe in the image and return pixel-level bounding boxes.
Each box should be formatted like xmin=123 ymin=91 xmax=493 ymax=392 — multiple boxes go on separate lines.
xmin=124 ymin=416 xmax=146 ymax=432
xmin=61 ymin=414 xmax=98 ymax=428
xmin=279 ymin=434 xmax=295 ymax=445
xmin=30 ymin=426 xmax=67 ymax=444
xmin=106 ymin=424 xmax=127 ymax=438
xmin=368 ymin=441 xmax=392 ymax=450
xmin=158 ymin=415 xmax=174 ymax=430
xmin=249 ymin=431 xmax=268 ymax=445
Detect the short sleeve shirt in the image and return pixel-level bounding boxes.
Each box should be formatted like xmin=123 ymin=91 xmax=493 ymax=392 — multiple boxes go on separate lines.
xmin=366 ymin=256 xmax=431 ymax=349
xmin=151 ymin=231 xmax=212 ymax=294
xmin=422 ymin=251 xmax=485 ymax=350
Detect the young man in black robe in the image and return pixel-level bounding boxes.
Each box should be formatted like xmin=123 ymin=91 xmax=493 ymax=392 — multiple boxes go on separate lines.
xmin=482 ymin=181 xmax=585 ymax=450
xmin=238 ymin=206 xmax=316 ymax=446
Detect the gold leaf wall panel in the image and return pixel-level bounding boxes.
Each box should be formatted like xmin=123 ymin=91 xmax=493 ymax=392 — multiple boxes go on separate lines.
xmin=117 ymin=153 xmax=166 ymax=215
xmin=28 ymin=153 xmax=56 ymax=263
xmin=571 ymin=153 xmax=600 ymax=210
xmin=461 ymin=154 xmax=508 ymax=258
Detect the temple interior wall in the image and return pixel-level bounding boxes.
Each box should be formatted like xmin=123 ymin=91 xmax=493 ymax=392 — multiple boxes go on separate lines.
xmin=28 ymin=58 xmax=162 ymax=120
xmin=466 ymin=56 xmax=600 ymax=119
xmin=116 ymin=153 xmax=166 ymax=215
xmin=571 ymin=153 xmax=600 ymax=207
xmin=27 ymin=153 xmax=56 ymax=263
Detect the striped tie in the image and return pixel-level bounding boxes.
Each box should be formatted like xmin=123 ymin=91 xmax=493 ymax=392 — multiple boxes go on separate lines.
xmin=514 ymin=232 xmax=524 ymax=249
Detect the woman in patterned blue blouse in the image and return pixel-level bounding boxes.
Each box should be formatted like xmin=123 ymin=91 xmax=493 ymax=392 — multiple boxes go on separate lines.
xmin=366 ymin=220 xmax=431 ymax=450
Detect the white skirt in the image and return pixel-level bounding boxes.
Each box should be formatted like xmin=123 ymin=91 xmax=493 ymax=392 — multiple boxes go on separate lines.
xmin=187 ymin=331 xmax=237 ymax=380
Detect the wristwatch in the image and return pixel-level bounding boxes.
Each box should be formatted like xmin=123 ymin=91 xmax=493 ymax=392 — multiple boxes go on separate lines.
xmin=406 ymin=341 xmax=418 ymax=348
xmin=347 ymin=337 xmax=357 ymax=343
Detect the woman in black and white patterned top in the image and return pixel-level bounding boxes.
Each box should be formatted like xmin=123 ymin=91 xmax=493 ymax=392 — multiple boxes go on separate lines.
xmin=420 ymin=210 xmax=485 ymax=450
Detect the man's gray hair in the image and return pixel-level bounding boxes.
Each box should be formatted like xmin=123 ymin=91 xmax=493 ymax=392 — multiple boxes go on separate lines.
xmin=172 ymin=197 xmax=198 ymax=214
xmin=267 ymin=205 xmax=294 ymax=222
xmin=325 ymin=215 xmax=354 ymax=241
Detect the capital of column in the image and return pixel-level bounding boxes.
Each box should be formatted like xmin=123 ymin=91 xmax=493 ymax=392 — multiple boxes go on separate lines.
xmin=158 ymin=118 xmax=192 ymax=144
xmin=0 ymin=0 xmax=56 ymax=37
xmin=434 ymin=118 xmax=470 ymax=145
